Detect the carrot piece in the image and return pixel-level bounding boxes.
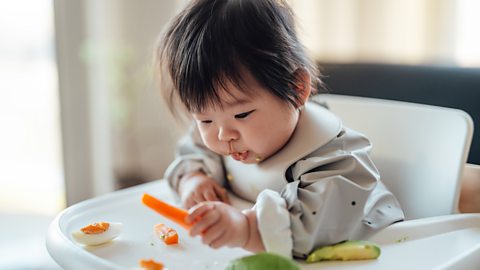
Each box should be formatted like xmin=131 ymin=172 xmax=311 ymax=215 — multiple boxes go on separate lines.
xmin=141 ymin=193 xmax=191 ymax=230
xmin=154 ymin=223 xmax=179 ymax=245
xmin=139 ymin=259 xmax=163 ymax=270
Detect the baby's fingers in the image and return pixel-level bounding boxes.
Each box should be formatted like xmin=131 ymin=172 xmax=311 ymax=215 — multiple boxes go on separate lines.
xmin=186 ymin=203 xmax=212 ymax=224
xmin=200 ymin=221 xmax=226 ymax=247
xmin=209 ymin=230 xmax=232 ymax=249
xmin=183 ymin=197 xmax=195 ymax=209
xmin=204 ymin=189 xmax=218 ymax=201
xmin=189 ymin=207 xmax=221 ymax=237
xmin=214 ymin=185 xmax=230 ymax=205
xmin=182 ymin=192 xmax=202 ymax=209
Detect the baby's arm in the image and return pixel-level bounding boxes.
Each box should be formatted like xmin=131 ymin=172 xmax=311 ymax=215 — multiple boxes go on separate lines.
xmin=185 ymin=201 xmax=265 ymax=252
xmin=165 ymin=124 xmax=227 ymax=208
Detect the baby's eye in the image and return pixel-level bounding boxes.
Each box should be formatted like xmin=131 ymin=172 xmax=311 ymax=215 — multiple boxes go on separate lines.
xmin=235 ymin=110 xmax=255 ymax=119
xmin=200 ymin=120 xmax=212 ymax=124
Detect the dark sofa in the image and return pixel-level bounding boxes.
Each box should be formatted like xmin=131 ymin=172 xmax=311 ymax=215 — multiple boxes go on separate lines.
xmin=318 ymin=62 xmax=479 ymax=164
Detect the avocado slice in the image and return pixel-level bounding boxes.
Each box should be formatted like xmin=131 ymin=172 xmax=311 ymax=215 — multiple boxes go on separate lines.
xmin=306 ymin=240 xmax=381 ymax=263
xmin=225 ymin=252 xmax=300 ymax=270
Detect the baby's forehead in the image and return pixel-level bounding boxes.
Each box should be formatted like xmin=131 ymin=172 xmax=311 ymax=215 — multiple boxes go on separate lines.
xmin=217 ymin=86 xmax=254 ymax=105
xmin=214 ymin=72 xmax=262 ymax=101
xmin=195 ymin=88 xmax=255 ymax=114
xmin=187 ymin=68 xmax=268 ymax=113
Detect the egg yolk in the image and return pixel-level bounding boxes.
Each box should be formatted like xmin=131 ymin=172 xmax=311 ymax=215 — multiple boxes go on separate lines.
xmin=139 ymin=259 xmax=164 ymax=270
xmin=81 ymin=222 xmax=110 ymax=234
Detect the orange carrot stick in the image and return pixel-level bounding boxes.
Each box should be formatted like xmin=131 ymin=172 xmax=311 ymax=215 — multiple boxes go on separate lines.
xmin=141 ymin=193 xmax=191 ymax=230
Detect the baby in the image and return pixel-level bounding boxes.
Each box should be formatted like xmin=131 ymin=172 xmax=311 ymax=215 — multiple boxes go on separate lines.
xmin=157 ymin=0 xmax=404 ymax=258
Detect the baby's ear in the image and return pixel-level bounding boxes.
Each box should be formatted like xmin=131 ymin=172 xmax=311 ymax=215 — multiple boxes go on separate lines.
xmin=292 ymin=68 xmax=311 ymax=107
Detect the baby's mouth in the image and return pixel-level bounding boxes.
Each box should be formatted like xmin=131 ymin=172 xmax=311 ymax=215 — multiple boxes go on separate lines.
xmin=231 ymin=150 xmax=249 ymax=161
xmin=229 ymin=141 xmax=249 ymax=161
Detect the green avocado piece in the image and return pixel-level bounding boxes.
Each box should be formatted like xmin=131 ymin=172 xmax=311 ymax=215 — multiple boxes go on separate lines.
xmin=225 ymin=253 xmax=300 ymax=270
xmin=306 ymin=240 xmax=381 ymax=263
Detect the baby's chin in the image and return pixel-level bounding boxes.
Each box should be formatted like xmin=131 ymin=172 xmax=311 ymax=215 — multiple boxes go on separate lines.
xmin=237 ymin=158 xmax=259 ymax=164
xmin=221 ymin=152 xmax=265 ymax=164
xmin=236 ymin=154 xmax=266 ymax=164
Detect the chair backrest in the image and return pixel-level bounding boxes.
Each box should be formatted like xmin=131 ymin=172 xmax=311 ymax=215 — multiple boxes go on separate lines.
xmin=316 ymin=94 xmax=474 ymax=220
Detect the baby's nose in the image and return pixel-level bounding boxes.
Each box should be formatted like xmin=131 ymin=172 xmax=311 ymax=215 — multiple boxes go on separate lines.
xmin=218 ymin=126 xmax=239 ymax=142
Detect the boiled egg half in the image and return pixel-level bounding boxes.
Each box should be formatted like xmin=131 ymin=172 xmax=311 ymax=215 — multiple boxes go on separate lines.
xmin=72 ymin=221 xmax=122 ymax=246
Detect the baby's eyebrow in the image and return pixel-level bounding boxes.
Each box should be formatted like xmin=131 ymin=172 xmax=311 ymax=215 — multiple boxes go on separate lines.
xmin=223 ymin=97 xmax=251 ymax=107
xmin=191 ymin=111 xmax=208 ymax=117
xmin=190 ymin=97 xmax=252 ymax=115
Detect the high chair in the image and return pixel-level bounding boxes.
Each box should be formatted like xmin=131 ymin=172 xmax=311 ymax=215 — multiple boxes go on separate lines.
xmin=315 ymin=94 xmax=474 ymax=219
xmin=47 ymin=95 xmax=480 ymax=269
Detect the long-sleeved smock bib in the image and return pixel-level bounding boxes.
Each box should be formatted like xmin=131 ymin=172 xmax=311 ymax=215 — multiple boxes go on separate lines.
xmin=164 ymin=99 xmax=404 ymax=258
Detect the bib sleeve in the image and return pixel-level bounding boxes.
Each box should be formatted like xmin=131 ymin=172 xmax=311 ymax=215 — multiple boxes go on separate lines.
xmin=256 ymin=128 xmax=404 ymax=258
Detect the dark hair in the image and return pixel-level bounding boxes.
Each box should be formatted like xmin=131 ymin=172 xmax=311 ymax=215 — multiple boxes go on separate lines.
xmin=156 ymin=0 xmax=322 ymax=115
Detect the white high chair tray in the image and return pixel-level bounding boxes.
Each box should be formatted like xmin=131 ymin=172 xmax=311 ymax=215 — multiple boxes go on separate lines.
xmin=47 ymin=180 xmax=480 ymax=270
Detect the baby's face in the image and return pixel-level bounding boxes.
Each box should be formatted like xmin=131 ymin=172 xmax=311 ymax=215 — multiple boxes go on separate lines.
xmin=191 ymin=72 xmax=300 ymax=164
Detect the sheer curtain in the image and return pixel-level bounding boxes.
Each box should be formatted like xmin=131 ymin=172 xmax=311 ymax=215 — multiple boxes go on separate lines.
xmin=290 ymin=0 xmax=480 ymax=67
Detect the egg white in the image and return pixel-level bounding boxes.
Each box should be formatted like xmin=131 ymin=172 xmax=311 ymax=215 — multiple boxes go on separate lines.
xmin=71 ymin=222 xmax=122 ymax=246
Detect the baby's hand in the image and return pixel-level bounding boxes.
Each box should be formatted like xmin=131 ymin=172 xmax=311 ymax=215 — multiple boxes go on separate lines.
xmin=186 ymin=201 xmax=248 ymax=249
xmin=179 ymin=171 xmax=229 ymax=209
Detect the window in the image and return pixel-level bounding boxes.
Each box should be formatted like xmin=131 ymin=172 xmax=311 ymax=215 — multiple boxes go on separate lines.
xmin=455 ymin=0 xmax=480 ymax=66
xmin=0 ymin=0 xmax=64 ymax=215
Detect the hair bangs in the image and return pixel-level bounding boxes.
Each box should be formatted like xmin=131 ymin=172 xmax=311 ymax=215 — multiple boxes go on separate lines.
xmin=165 ymin=1 xmax=256 ymax=113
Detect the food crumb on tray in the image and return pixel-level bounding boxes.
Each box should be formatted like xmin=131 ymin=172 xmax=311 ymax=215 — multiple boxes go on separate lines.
xmin=139 ymin=258 xmax=164 ymax=270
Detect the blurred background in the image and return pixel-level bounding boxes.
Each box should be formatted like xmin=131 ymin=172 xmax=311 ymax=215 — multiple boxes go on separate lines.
xmin=0 ymin=0 xmax=478 ymax=269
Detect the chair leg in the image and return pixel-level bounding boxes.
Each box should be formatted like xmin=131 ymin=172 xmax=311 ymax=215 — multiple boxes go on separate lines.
xmin=459 ymin=163 xmax=480 ymax=213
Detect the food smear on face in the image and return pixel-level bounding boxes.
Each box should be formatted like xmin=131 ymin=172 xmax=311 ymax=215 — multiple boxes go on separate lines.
xmin=71 ymin=221 xmax=122 ymax=246
xmin=139 ymin=259 xmax=164 ymax=270
xmin=154 ymin=223 xmax=179 ymax=245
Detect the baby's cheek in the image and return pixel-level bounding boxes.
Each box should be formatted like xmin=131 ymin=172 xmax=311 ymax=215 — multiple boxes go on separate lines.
xmin=247 ymin=132 xmax=270 ymax=152
xmin=199 ymin=132 xmax=220 ymax=152
xmin=203 ymin=140 xmax=223 ymax=155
